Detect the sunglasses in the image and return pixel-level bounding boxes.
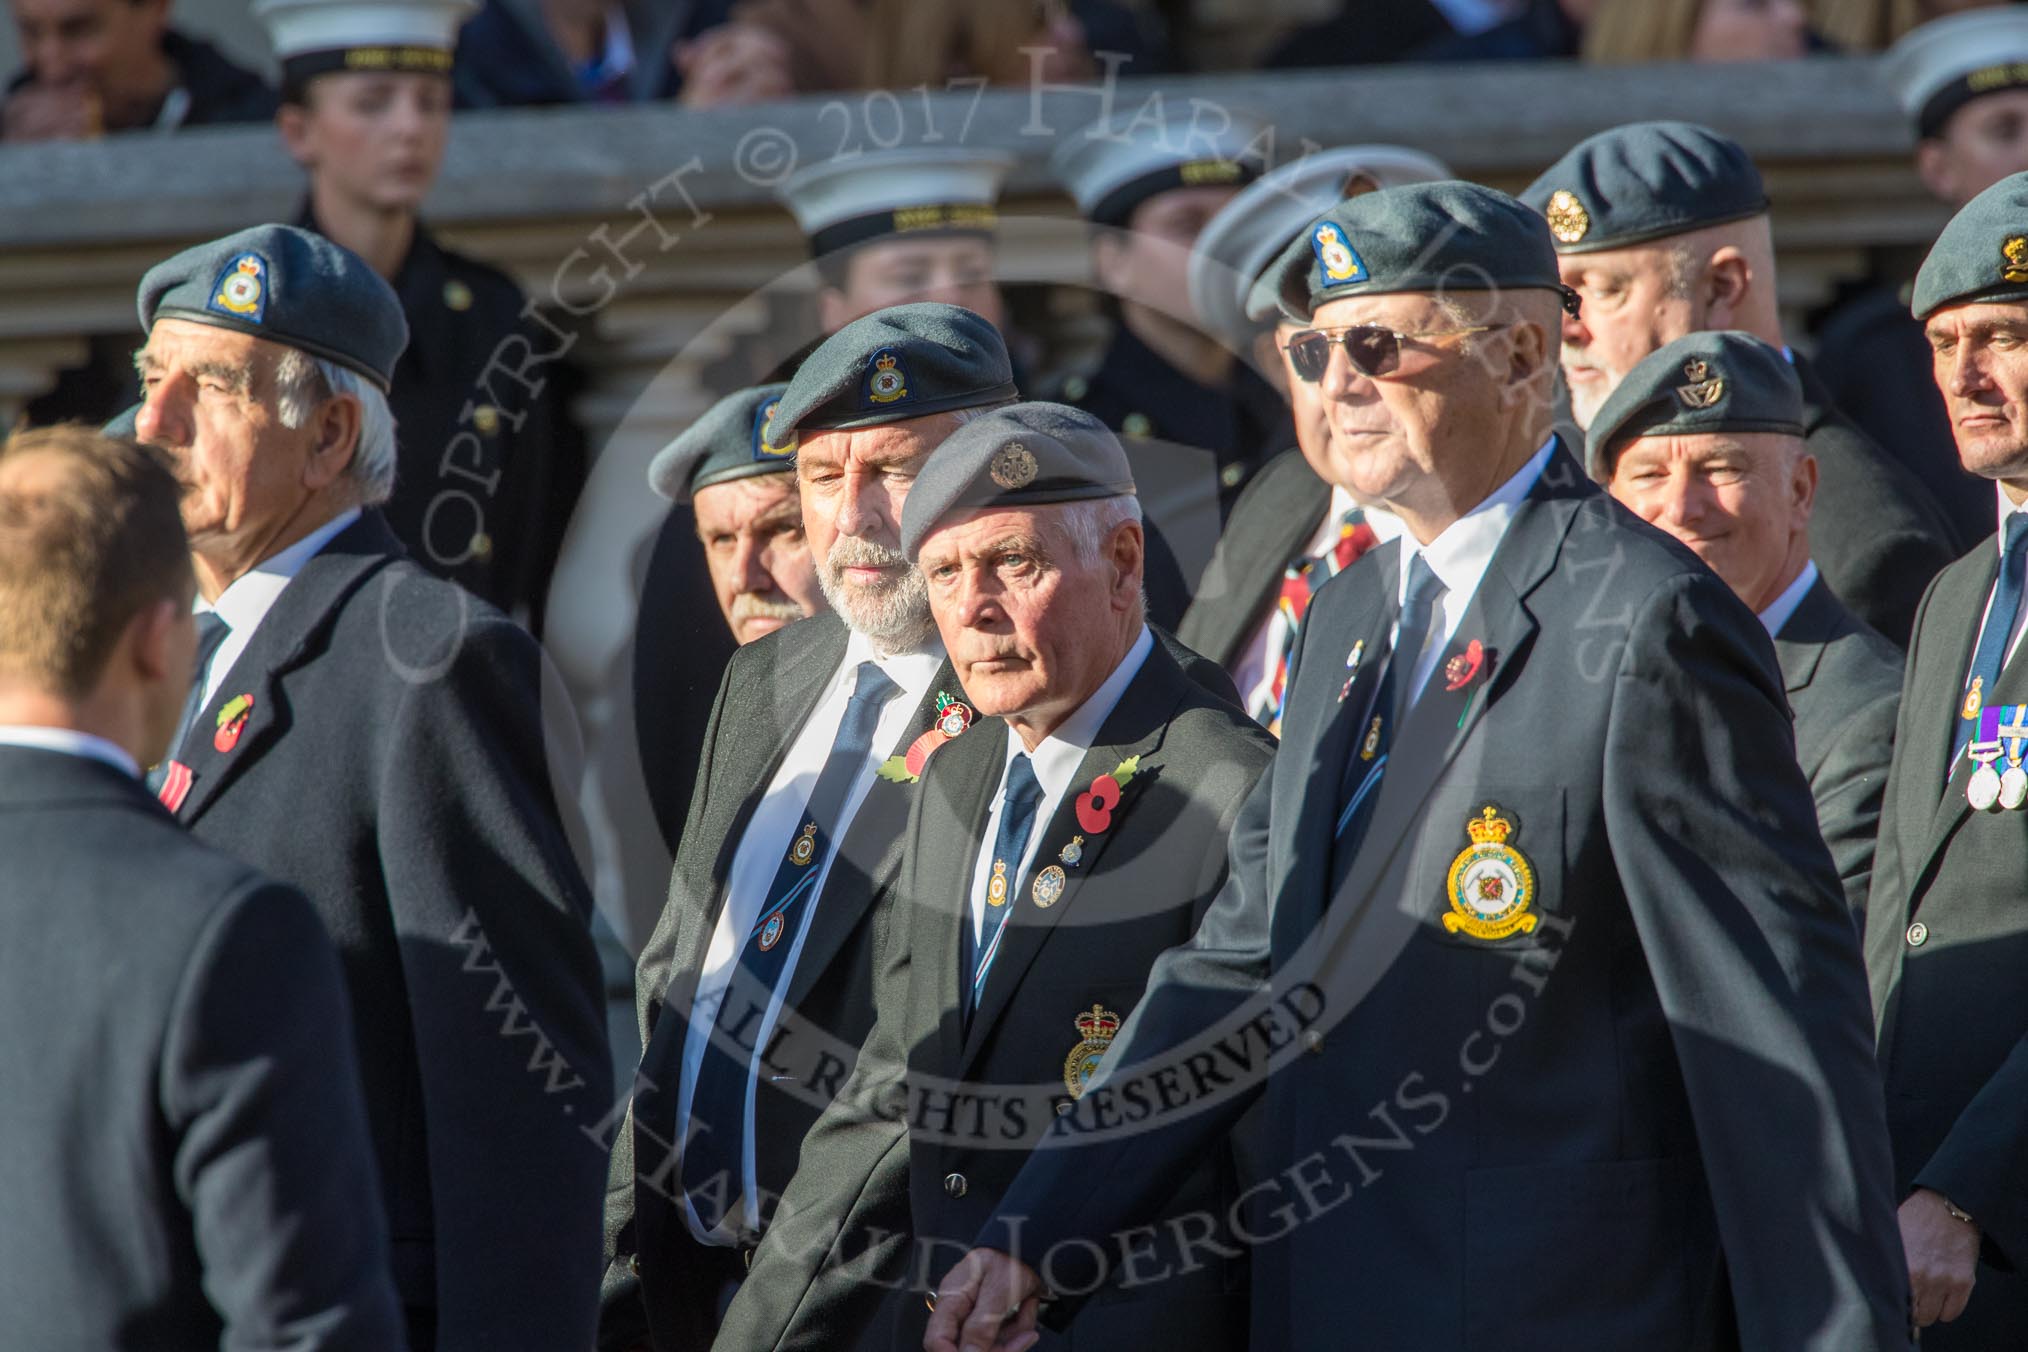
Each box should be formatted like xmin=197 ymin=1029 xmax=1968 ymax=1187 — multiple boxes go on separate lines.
xmin=1281 ymin=324 xmax=1500 ymax=383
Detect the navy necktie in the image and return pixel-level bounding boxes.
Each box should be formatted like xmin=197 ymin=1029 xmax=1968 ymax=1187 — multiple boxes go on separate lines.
xmin=147 ymin=611 xmax=230 ymax=791
xmin=1955 ymin=514 xmax=2028 ymax=768
xmin=681 ymin=660 xmax=899 ymax=1230
xmin=964 ymin=752 xmax=1045 ymax=1021
xmin=1334 ymin=554 xmax=1443 ymax=874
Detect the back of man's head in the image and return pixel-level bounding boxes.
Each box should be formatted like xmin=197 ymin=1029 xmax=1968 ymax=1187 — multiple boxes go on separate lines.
xmin=0 ymin=424 xmax=191 ymax=701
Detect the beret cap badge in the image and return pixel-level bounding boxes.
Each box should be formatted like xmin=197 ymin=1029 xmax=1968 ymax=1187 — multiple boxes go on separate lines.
xmin=989 ymin=441 xmax=1039 ymax=489
xmin=1312 ymin=222 xmax=1366 ymax=286
xmin=2005 ymin=236 xmax=2028 ymax=284
xmin=1675 ymin=357 xmax=1726 ymax=410
xmin=1545 ymin=190 xmax=1591 ymax=245
xmin=209 ymin=253 xmax=268 ymax=321
xmin=865 ymin=350 xmax=909 ymax=405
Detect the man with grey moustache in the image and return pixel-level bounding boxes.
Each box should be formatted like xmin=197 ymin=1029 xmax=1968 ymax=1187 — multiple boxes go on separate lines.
xmin=600 ymin=303 xmax=1021 ymax=1351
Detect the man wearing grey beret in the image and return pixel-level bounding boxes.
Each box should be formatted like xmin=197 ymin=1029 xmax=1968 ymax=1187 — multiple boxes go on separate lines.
xmin=1867 ymin=169 xmax=2028 ymax=1348
xmin=930 ymin=181 xmax=1908 ymax=1352
xmin=1522 ymin=120 xmax=1957 ymax=644
xmin=716 ymin=401 xmax=1271 ymax=1351
xmin=129 ymin=222 xmax=611 ymax=1351
xmin=1592 ymin=330 xmax=1902 ymax=925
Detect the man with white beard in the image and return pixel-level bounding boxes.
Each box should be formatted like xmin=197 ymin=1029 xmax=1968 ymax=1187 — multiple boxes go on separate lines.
xmin=599 ymin=304 xmax=1020 ymax=1351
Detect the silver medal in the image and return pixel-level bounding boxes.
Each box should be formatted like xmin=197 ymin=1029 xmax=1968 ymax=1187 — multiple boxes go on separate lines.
xmin=1968 ymin=741 xmax=2005 ymax=811
xmin=2004 ymin=763 xmax=2028 ymax=811
xmin=1969 ymin=762 xmax=2003 ymax=811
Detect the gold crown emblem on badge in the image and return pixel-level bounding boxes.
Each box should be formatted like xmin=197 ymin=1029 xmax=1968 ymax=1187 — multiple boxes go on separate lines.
xmin=1075 ymin=1005 xmax=1121 ymax=1041
xmin=875 ymin=354 xmax=896 ymax=371
xmin=1676 ymin=358 xmax=1725 ymax=409
xmin=1465 ymin=805 xmax=1514 ymax=845
xmin=2005 ymin=236 xmax=2028 ymax=284
xmin=1545 ymin=190 xmax=1591 ymax=245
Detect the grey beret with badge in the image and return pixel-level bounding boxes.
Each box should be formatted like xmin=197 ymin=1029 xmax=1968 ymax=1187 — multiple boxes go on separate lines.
xmin=771 ymin=302 xmax=1016 ymax=435
xmin=1052 ymin=109 xmax=1269 ymax=228
xmin=138 ymin=223 xmax=408 ymax=392
xmin=900 ymin=401 xmax=1136 ymax=561
xmin=1519 ymin=121 xmax=1768 ymax=255
xmin=1585 ymin=330 xmax=1804 ymax=479
xmin=648 ymin=382 xmax=796 ymax=503
xmin=1884 ymin=8 xmax=2028 ymax=141
xmin=1247 ymin=180 xmax=1562 ymax=325
xmin=1188 ymin=144 xmax=1453 ymax=351
xmin=1911 ymin=171 xmax=2028 ymax=321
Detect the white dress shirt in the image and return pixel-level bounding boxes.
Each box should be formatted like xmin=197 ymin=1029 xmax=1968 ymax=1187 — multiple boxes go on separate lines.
xmin=677 ymin=628 xmax=945 ymax=1242
xmin=0 ymin=726 xmax=139 ymax=779
xmin=967 ymin=626 xmax=1154 ymax=944
xmin=1756 ymin=560 xmax=1820 ymax=640
xmin=1392 ymin=437 xmax=1556 ymax=702
xmin=1233 ymin=489 xmax=1404 ymax=720
xmin=198 ymin=508 xmax=361 ymax=706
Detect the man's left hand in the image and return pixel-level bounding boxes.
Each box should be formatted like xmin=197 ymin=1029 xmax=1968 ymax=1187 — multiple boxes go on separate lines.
xmin=1900 ymin=1187 xmax=1980 ymax=1327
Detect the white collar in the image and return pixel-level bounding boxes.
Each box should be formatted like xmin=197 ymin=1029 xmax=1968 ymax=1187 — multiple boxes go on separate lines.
xmin=1757 ymin=559 xmax=1819 ymax=639
xmin=0 ymin=725 xmax=140 ymax=779
xmin=1001 ymin=625 xmax=1154 ymax=802
xmin=201 ymin=508 xmax=361 ymax=634
xmin=841 ymin=624 xmax=946 ymax=700
xmin=1397 ymin=437 xmax=1555 ymax=608
xmin=1996 ymin=483 xmax=2028 ymax=554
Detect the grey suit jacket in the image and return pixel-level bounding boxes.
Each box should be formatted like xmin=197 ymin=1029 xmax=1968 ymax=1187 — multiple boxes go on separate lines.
xmin=1177 ymin=446 xmax=1329 ymax=672
xmin=0 ymin=746 xmax=403 ymax=1350
xmin=711 ymin=637 xmax=1272 ymax=1352
xmin=1775 ymin=575 xmax=1904 ymax=921
xmin=1868 ymin=537 xmax=2028 ymax=1347
xmin=983 ymin=446 xmax=1910 ymax=1350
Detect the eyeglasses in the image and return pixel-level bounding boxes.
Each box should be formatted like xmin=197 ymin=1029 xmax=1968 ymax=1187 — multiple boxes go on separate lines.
xmin=1281 ymin=324 xmax=1501 ymax=383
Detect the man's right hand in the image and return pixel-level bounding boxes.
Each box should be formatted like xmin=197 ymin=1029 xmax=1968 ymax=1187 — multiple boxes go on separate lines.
xmin=924 ymin=1247 xmax=1043 ymax=1352
xmin=1 ymin=83 xmax=100 ymax=141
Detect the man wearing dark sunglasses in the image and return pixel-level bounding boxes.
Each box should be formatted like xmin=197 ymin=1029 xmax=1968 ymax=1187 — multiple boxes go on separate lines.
xmin=1522 ymin=120 xmax=1956 ymax=645
xmin=925 ymin=181 xmax=1908 ymax=1352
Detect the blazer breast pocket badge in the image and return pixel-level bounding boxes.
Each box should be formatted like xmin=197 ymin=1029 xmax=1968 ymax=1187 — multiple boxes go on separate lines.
xmin=1442 ymin=804 xmax=1538 ymax=940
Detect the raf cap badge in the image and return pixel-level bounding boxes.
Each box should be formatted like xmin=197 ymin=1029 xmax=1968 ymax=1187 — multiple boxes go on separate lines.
xmin=1545 ymin=190 xmax=1590 ymax=245
xmin=1062 ymin=1004 xmax=1120 ymax=1100
xmin=2005 ymin=236 xmax=2028 ymax=284
xmin=989 ymin=441 xmax=1038 ymax=490
xmin=1676 ymin=357 xmax=1725 ymax=410
xmin=863 ymin=348 xmax=910 ymax=406
xmin=1312 ymin=222 xmax=1367 ymax=287
xmin=207 ymin=253 xmax=268 ymax=323
xmin=753 ymin=397 xmax=797 ymax=462
xmin=1442 ymin=805 xmax=1539 ymax=941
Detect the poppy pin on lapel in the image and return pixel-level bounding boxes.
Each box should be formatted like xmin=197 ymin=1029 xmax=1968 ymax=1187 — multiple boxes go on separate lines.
xmin=1074 ymin=755 xmax=1140 ymax=834
xmin=1444 ymin=640 xmax=1486 ymax=692
xmin=213 ymin=693 xmax=253 ymax=753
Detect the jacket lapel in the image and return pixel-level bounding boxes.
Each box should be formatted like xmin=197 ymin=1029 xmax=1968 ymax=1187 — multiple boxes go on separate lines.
xmin=1770 ymin=578 xmax=1838 ymax=696
xmin=1319 ymin=461 xmax=1580 ymax=927
xmin=1911 ymin=552 xmax=2001 ymax=875
xmin=958 ymin=646 xmax=1189 ymax=1072
xmin=922 ymin=716 xmax=1010 ymax=1078
xmin=780 ymin=661 xmax=962 ymax=1013
xmin=169 ymin=514 xmax=403 ymax=827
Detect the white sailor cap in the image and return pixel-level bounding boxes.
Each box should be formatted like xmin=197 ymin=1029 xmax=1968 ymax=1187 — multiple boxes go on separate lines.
xmin=1884 ymin=9 xmax=2028 ymax=140
xmin=780 ymin=147 xmax=1014 ymax=260
xmin=253 ymin=0 xmax=476 ymax=97
xmin=1188 ymin=144 xmax=1453 ymax=349
xmin=1050 ymin=109 xmax=1271 ymax=228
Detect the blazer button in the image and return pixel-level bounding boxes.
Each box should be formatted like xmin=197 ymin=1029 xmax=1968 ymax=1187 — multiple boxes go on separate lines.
xmin=628 ymin=1254 xmax=641 ymax=1276
xmin=943 ymin=1172 xmax=968 ymax=1198
xmin=1302 ymin=1029 xmax=1325 ymax=1055
xmin=1906 ymin=921 xmax=1929 ymax=948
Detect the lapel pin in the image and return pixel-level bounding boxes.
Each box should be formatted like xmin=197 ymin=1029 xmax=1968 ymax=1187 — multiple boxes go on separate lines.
xmin=213 ymin=693 xmax=254 ymax=754
xmin=1059 ymin=835 xmax=1084 ymax=867
xmin=157 ymin=760 xmax=193 ymax=813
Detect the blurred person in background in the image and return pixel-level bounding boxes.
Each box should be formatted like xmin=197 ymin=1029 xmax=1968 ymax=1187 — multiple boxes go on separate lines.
xmin=1412 ymin=0 xmax=1600 ymax=59
xmin=260 ymin=0 xmax=584 ymax=630
xmin=1583 ymin=0 xmax=1816 ymax=61
xmin=2 ymin=0 xmax=273 ymax=140
xmin=1816 ymin=6 xmax=2028 ymax=543
xmin=453 ymin=0 xmax=798 ymax=108
xmin=1812 ymin=0 xmax=2019 ymax=50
